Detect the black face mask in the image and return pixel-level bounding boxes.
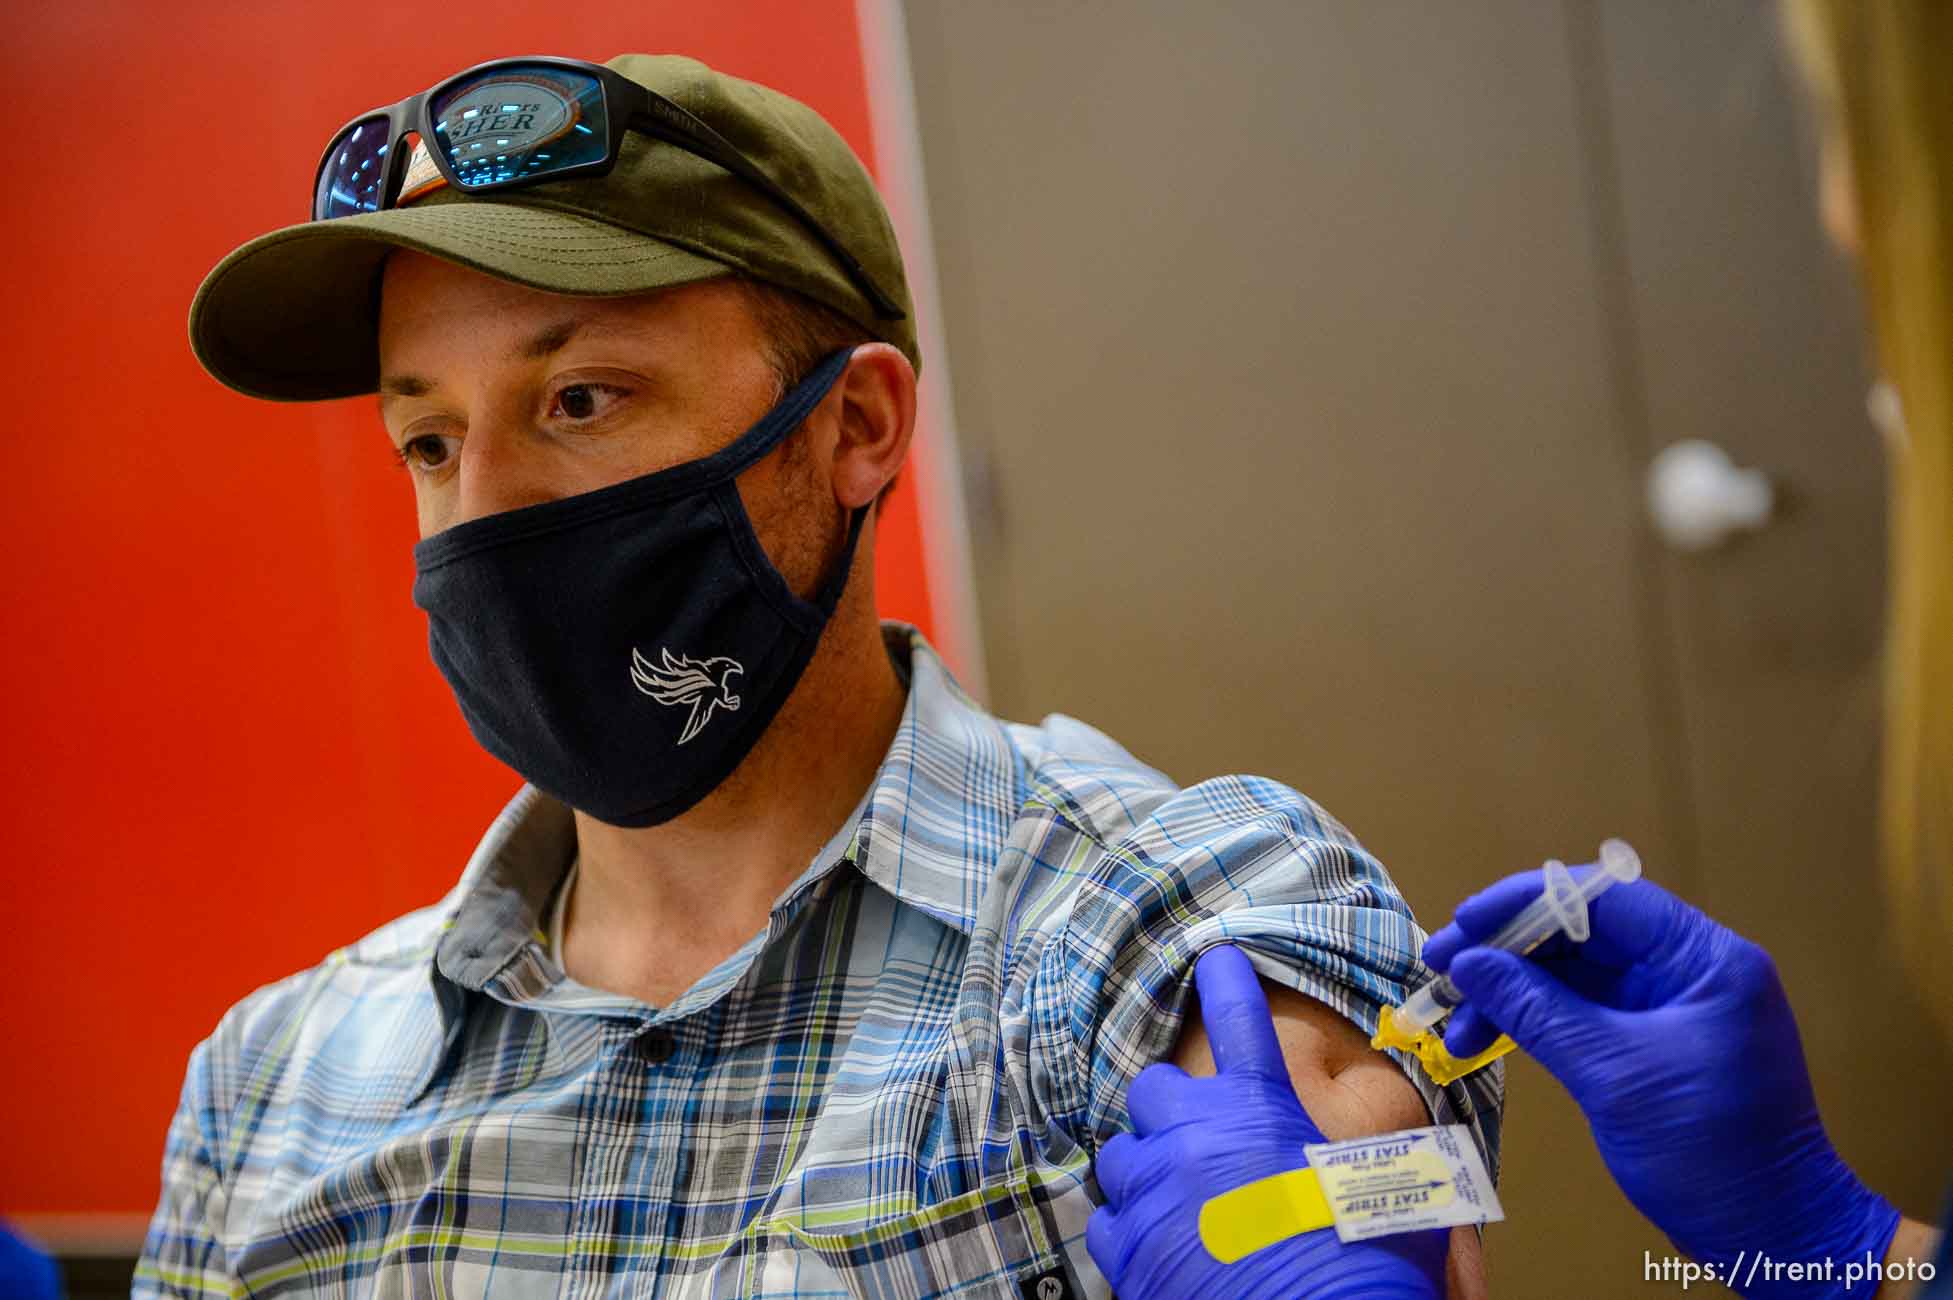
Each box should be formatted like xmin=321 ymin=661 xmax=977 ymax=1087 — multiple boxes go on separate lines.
xmin=411 ymin=347 xmax=866 ymax=827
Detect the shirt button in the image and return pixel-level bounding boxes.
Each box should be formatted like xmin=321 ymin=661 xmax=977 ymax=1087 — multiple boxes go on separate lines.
xmin=635 ymin=1028 xmax=676 ymax=1065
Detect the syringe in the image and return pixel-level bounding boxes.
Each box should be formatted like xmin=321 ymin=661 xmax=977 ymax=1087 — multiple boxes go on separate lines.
xmin=1372 ymin=838 xmax=1642 ymax=1084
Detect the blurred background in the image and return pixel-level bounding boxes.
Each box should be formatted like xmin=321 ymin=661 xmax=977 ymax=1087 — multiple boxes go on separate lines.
xmin=3 ymin=1 xmax=1946 ymax=1297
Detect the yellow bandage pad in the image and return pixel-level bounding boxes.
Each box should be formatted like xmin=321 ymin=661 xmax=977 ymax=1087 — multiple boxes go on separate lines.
xmin=1197 ymin=1167 xmax=1335 ymax=1263
xmin=1371 ymin=1005 xmax=1518 ymax=1085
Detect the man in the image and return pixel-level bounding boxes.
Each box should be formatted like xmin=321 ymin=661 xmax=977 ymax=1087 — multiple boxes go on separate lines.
xmin=138 ymin=53 xmax=1500 ymax=1298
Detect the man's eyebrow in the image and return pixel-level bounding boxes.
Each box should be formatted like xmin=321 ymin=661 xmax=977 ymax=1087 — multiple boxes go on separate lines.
xmin=520 ymin=314 xmax=655 ymax=360
xmin=377 ymin=374 xmax=433 ymax=400
xmin=377 ymin=315 xmax=639 ymax=403
xmin=520 ymin=317 xmax=587 ymax=360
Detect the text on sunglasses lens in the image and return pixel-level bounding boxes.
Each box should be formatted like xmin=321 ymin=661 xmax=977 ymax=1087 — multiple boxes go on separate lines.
xmin=430 ymin=69 xmax=609 ymax=187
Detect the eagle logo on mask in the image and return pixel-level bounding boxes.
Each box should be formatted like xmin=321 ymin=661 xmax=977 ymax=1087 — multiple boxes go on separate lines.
xmin=630 ymin=647 xmax=745 ymax=745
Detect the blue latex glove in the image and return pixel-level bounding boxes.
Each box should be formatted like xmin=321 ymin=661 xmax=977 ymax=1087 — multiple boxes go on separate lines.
xmin=1085 ymin=944 xmax=1447 ymax=1299
xmin=0 ymin=1219 xmax=61 ymax=1300
xmin=1426 ymin=871 xmax=1900 ymax=1298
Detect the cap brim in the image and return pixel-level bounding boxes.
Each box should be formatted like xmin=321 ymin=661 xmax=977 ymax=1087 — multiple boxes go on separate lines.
xmin=189 ymin=201 xmax=736 ymax=401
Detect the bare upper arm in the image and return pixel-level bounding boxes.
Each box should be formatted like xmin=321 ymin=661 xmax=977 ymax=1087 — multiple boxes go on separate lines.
xmin=1169 ymin=977 xmax=1487 ymax=1299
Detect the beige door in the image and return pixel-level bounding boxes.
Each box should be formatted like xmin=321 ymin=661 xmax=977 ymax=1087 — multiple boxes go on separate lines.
xmin=1591 ymin=0 xmax=1952 ymax=1260
xmin=901 ymin=0 xmax=1949 ymax=1293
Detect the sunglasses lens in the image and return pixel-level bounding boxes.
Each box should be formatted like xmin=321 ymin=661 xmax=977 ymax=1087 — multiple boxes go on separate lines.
xmin=315 ymin=116 xmax=393 ymax=219
xmin=429 ymin=65 xmax=609 ymax=189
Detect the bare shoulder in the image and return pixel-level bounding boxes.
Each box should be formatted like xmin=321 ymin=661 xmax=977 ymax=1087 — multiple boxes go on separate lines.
xmin=1170 ymin=977 xmax=1488 ymax=1296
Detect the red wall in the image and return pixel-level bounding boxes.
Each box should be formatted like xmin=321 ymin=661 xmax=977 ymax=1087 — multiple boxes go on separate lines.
xmin=0 ymin=0 xmax=935 ymax=1217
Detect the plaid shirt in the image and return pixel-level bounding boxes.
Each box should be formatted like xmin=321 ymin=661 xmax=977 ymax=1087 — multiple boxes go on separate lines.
xmin=136 ymin=621 xmax=1501 ymax=1299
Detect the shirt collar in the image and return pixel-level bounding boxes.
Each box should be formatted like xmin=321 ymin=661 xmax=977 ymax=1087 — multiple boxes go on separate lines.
xmin=845 ymin=622 xmax=1023 ymax=935
xmin=430 ymin=620 xmax=1020 ymax=995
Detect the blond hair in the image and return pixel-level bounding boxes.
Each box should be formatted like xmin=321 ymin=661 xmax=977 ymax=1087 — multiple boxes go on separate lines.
xmin=1785 ymin=0 xmax=1953 ymax=1021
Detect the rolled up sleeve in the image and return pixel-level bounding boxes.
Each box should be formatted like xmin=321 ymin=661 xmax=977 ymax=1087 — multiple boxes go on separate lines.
xmin=1056 ymin=773 xmax=1504 ymax=1179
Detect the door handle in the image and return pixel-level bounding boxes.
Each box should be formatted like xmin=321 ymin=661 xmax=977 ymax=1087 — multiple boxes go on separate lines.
xmin=1645 ymin=439 xmax=1774 ymax=552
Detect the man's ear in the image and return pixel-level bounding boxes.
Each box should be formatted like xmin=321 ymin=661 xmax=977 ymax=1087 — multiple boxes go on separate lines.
xmin=828 ymin=343 xmax=916 ymax=510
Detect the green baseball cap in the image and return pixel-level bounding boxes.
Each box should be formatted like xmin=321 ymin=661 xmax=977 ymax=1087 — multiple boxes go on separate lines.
xmin=189 ymin=53 xmax=918 ymax=401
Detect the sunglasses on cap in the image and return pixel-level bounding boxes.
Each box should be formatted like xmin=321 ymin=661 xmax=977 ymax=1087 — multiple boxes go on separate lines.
xmin=312 ymin=54 xmax=905 ymax=320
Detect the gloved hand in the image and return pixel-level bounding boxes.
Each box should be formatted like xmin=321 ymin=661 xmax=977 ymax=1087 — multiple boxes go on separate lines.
xmin=1085 ymin=944 xmax=1446 ymax=1299
xmin=1426 ymin=872 xmax=1900 ymax=1298
xmin=0 ymin=1220 xmax=61 ymax=1300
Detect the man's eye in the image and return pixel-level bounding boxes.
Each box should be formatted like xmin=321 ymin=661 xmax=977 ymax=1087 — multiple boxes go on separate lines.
xmin=549 ymin=382 xmax=626 ymax=422
xmin=394 ymin=434 xmax=454 ymax=473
